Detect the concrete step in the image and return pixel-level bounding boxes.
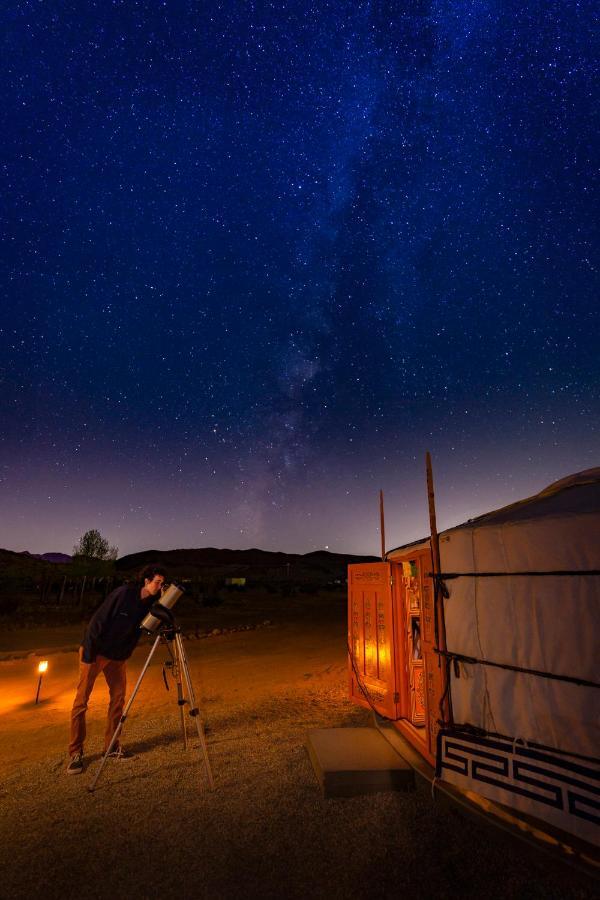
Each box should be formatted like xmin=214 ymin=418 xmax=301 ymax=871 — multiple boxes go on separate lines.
xmin=306 ymin=727 xmax=414 ymax=798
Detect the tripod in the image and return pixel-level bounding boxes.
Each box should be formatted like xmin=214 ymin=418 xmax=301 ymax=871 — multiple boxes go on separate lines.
xmin=88 ymin=624 xmax=214 ymax=792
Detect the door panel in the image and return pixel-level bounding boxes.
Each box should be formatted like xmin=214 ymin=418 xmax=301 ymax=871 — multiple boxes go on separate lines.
xmin=404 ymin=558 xmax=426 ymax=726
xmin=348 ymin=563 xmax=400 ymax=720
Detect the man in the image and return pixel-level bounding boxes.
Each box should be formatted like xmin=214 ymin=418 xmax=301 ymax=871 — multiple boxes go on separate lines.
xmin=66 ymin=564 xmax=167 ymax=774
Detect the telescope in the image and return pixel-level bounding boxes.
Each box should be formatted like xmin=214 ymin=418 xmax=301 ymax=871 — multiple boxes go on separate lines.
xmin=141 ymin=583 xmax=184 ymax=633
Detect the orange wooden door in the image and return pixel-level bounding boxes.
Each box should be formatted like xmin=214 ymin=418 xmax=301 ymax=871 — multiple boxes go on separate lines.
xmin=348 ymin=563 xmax=400 ymax=720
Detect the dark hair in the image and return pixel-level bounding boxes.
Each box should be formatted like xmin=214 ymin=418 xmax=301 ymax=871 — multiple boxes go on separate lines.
xmin=139 ymin=564 xmax=167 ymax=583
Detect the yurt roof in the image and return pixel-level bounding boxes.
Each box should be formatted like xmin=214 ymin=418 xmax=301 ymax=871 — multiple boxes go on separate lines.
xmin=386 ymin=467 xmax=600 ymax=558
xmin=451 ymin=466 xmax=600 ymax=529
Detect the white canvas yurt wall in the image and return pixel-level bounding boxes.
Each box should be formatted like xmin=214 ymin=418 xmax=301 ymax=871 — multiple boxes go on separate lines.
xmin=440 ymin=469 xmax=599 ymax=754
xmin=437 ymin=468 xmax=600 ymax=845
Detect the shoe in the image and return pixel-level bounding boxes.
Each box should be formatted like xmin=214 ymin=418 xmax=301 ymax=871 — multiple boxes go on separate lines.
xmin=66 ymin=752 xmax=84 ymax=775
xmin=106 ymin=746 xmax=136 ymax=760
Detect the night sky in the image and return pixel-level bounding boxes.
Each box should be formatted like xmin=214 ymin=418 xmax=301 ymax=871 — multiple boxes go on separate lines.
xmin=1 ymin=1 xmax=598 ymax=557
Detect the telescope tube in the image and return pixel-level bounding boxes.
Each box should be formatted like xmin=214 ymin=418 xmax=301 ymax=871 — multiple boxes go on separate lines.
xmin=141 ymin=583 xmax=184 ymax=632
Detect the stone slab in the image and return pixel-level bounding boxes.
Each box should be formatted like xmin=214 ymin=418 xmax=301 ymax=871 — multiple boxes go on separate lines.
xmin=306 ymin=727 xmax=414 ymax=798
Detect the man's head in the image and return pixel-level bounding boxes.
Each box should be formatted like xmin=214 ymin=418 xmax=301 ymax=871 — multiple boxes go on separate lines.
xmin=139 ymin=564 xmax=167 ymax=599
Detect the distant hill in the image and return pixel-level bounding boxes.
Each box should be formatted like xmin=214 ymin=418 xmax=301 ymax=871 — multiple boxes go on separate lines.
xmin=0 ymin=548 xmax=50 ymax=572
xmin=31 ymin=552 xmax=73 ymax=564
xmin=115 ymin=547 xmax=379 ymax=580
xmin=1 ymin=545 xmax=380 ymax=582
xmin=0 ymin=548 xmax=110 ymax=578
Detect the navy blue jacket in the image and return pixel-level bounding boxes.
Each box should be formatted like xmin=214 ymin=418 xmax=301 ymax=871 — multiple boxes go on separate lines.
xmin=81 ymin=584 xmax=152 ymax=663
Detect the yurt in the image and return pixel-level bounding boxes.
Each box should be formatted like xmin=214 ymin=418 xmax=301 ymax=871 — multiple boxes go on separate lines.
xmin=348 ymin=467 xmax=599 ymax=856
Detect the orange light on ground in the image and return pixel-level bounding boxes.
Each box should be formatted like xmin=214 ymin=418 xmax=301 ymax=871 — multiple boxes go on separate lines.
xmin=35 ymin=660 xmax=49 ymax=704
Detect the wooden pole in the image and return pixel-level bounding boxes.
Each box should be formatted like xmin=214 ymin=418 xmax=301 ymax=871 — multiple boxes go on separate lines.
xmin=426 ymin=451 xmax=452 ymax=725
xmin=426 ymin=453 xmax=441 ymax=576
xmin=379 ymin=490 xmax=386 ymax=561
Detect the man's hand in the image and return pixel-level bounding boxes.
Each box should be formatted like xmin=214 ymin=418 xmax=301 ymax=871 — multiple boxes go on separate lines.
xmin=150 ymin=602 xmax=175 ymax=625
xmin=150 ymin=603 xmax=177 ymax=639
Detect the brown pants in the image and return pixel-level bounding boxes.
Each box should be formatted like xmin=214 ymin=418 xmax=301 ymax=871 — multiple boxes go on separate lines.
xmin=69 ymin=649 xmax=127 ymax=756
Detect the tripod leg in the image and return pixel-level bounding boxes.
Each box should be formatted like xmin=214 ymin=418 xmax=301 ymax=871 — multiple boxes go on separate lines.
xmin=88 ymin=633 xmax=163 ymax=792
xmin=170 ymin=638 xmax=188 ymax=750
xmin=175 ymin=632 xmax=215 ymax=790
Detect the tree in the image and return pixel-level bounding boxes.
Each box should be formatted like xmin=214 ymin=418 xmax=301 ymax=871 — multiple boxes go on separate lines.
xmin=73 ymin=529 xmax=118 ymax=561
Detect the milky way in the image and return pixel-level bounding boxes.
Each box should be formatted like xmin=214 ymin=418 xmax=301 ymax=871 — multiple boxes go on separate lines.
xmin=1 ymin=1 xmax=598 ymax=556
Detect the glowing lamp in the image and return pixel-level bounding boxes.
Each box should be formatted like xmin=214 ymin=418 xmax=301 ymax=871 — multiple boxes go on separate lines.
xmin=35 ymin=659 xmax=49 ymax=704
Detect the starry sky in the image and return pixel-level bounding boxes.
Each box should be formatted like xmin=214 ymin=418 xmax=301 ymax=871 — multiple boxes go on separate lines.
xmin=1 ymin=1 xmax=598 ymax=557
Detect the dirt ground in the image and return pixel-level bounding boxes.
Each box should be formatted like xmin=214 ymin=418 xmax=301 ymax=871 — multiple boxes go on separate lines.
xmin=0 ymin=595 xmax=596 ymax=899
